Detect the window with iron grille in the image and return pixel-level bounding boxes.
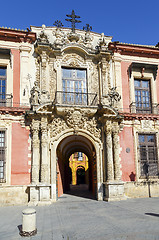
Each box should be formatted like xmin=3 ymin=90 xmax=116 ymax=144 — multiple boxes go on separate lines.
xmin=62 ymin=68 xmax=87 ymax=105
xmin=138 ymin=134 xmax=158 ymax=177
xmin=0 ymin=67 xmax=6 ymax=106
xmin=134 ymin=79 xmax=152 ymax=113
xmin=0 ymin=131 xmax=6 ymax=182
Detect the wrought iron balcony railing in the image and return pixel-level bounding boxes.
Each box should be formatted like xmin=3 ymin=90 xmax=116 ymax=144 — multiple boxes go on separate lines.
xmin=0 ymin=94 xmax=13 ymax=107
xmin=130 ymin=102 xmax=152 ymax=114
xmin=54 ymin=91 xmax=98 ymax=106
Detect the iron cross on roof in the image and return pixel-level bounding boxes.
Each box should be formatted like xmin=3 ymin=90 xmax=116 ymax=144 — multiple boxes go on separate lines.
xmin=65 ymin=10 xmax=81 ymax=33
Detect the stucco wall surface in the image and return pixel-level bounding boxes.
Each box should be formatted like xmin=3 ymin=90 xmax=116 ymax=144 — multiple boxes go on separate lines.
xmin=120 ymin=126 xmax=136 ymax=182
xmin=11 ymin=122 xmax=30 ymax=185
xmin=121 ymin=61 xmax=131 ymax=113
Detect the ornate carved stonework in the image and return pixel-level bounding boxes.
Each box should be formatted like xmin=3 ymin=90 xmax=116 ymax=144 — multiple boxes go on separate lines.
xmin=98 ymin=33 xmax=108 ymax=51
xmin=40 ymin=90 xmax=50 ymax=103
xmin=65 ymin=110 xmax=84 ymax=129
xmin=50 ymin=117 xmax=68 ymax=138
xmin=141 ymin=120 xmax=153 ymax=130
xmin=86 ymin=117 xmax=101 ymax=139
xmin=91 ymin=66 xmax=99 ymax=94
xmin=41 ymin=117 xmax=48 ymax=145
xmin=30 ymin=81 xmax=41 ymax=105
xmin=37 ymin=25 xmax=49 ymax=44
xmin=31 ymin=119 xmax=40 ymax=148
xmin=35 ymin=57 xmax=40 ymax=87
xmin=53 ymin=27 xmax=65 ymax=47
xmin=62 ymin=53 xmax=85 ymax=67
xmin=49 ymin=62 xmax=56 ymax=101
xmin=49 ymin=109 xmax=101 ymax=140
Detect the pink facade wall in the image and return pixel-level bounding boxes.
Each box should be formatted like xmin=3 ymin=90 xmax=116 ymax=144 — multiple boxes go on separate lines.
xmin=121 ymin=61 xmax=131 ymax=113
xmin=11 ymin=123 xmax=30 ymax=185
xmin=11 ymin=49 xmax=20 ymax=107
xmin=119 ymin=126 xmax=136 ymax=182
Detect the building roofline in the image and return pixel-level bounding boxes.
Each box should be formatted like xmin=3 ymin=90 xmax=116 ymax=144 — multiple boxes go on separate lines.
xmin=0 ymin=27 xmax=36 ymax=43
xmin=109 ymin=41 xmax=159 ymax=58
xmin=30 ymin=25 xmax=112 ymax=38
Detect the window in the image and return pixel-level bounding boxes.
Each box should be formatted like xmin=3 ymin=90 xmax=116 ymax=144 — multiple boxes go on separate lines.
xmin=0 ymin=67 xmax=6 ymax=106
xmin=62 ymin=68 xmax=87 ymax=105
xmin=0 ymin=131 xmax=6 ymax=182
xmin=78 ymin=152 xmax=83 ymax=161
xmin=138 ymin=134 xmax=158 ymax=177
xmin=134 ymin=79 xmax=151 ymax=113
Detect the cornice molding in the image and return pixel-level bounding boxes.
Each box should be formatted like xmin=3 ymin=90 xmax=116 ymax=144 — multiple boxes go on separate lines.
xmin=0 ymin=28 xmax=36 ymax=43
xmin=109 ymin=42 xmax=159 ymax=59
xmin=120 ymin=112 xmax=159 ymax=121
xmin=0 ymin=106 xmax=29 ymax=116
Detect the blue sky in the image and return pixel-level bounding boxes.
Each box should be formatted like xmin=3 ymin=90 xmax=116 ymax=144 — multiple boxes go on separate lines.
xmin=1 ymin=0 xmax=159 ymax=46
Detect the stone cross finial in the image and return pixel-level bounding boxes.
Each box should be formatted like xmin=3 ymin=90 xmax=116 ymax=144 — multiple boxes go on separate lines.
xmin=65 ymin=10 xmax=81 ymax=33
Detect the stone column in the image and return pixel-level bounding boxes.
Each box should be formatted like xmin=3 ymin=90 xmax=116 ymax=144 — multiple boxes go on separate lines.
xmin=40 ymin=116 xmax=49 ymax=184
xmin=31 ymin=119 xmax=40 ymax=184
xmin=113 ymin=123 xmax=121 ymax=181
xmin=105 ymin=121 xmax=114 ymax=181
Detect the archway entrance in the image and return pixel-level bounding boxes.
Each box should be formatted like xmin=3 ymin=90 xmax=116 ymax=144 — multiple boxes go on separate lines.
xmin=77 ymin=166 xmax=86 ymax=185
xmin=56 ymin=135 xmax=97 ymax=199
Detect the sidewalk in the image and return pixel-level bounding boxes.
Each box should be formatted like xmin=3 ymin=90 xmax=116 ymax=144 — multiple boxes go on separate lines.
xmin=0 ymin=194 xmax=159 ymax=240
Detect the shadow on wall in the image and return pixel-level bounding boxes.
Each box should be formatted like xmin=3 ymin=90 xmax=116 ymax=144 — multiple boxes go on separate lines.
xmin=129 ymin=172 xmax=136 ymax=181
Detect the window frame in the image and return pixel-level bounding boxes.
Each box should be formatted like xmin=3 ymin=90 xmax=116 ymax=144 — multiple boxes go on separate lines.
xmin=0 ymin=130 xmax=6 ymax=183
xmin=0 ymin=67 xmax=7 ymax=106
xmin=134 ymin=78 xmax=152 ymax=114
xmin=138 ymin=133 xmax=158 ymax=178
xmin=61 ymin=67 xmax=88 ymax=105
xmin=129 ymin=67 xmax=158 ymax=114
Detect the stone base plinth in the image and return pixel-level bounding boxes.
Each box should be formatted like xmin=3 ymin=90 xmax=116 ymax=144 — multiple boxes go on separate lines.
xmin=28 ymin=184 xmax=51 ymax=206
xmin=103 ymin=181 xmax=126 ymax=201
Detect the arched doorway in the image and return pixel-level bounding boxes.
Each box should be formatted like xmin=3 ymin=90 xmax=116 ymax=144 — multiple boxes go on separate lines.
xmin=56 ymin=135 xmax=97 ymax=199
xmin=76 ymin=166 xmax=85 ymax=185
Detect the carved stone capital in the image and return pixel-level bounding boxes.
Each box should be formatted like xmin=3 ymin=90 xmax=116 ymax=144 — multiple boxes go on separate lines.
xmin=104 ymin=120 xmax=112 ymax=134
xmin=31 ymin=119 xmax=40 ymax=134
xmin=112 ymin=122 xmax=119 ymax=134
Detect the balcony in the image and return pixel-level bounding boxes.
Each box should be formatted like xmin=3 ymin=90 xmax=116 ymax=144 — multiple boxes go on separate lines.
xmin=130 ymin=102 xmax=159 ymax=114
xmin=54 ymin=91 xmax=98 ymax=107
xmin=0 ymin=94 xmax=13 ymax=107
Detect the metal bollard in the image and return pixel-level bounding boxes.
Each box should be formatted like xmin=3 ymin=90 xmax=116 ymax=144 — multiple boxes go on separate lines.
xmin=20 ymin=208 xmax=37 ymax=237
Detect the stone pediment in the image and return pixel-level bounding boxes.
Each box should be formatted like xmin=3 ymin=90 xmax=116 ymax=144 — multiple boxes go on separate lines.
xmin=62 ymin=44 xmax=90 ymax=56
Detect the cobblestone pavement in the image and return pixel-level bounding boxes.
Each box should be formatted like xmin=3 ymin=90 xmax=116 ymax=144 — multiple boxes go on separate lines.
xmin=0 ymin=192 xmax=159 ymax=240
